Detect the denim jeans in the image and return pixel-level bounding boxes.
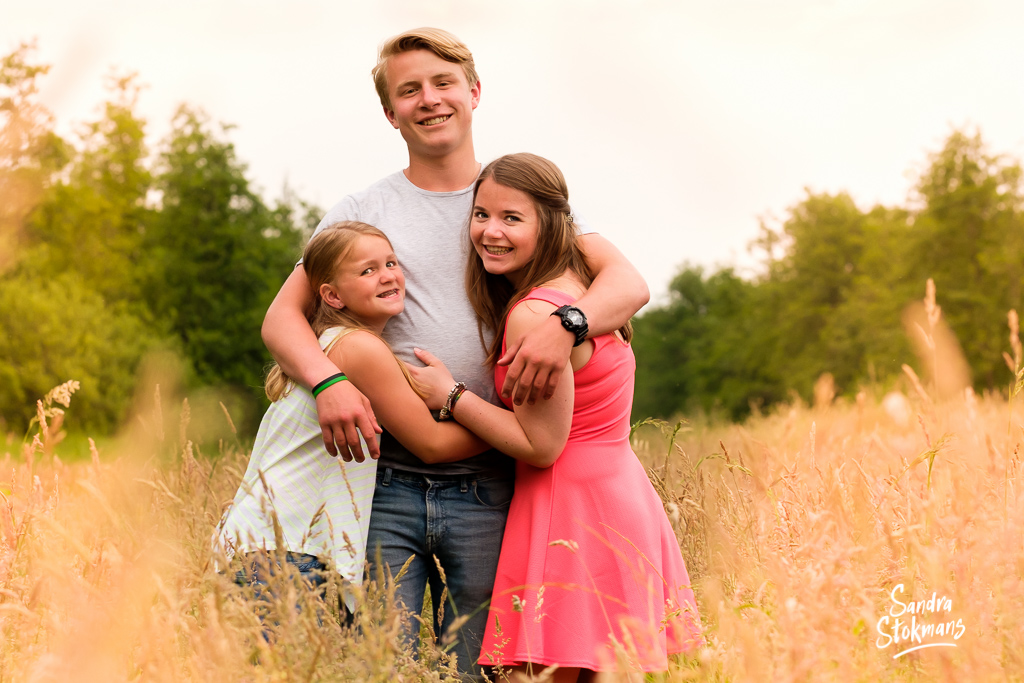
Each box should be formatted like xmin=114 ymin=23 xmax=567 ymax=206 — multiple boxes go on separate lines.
xmin=236 ymin=551 xmax=327 ymax=592
xmin=235 ymin=551 xmax=352 ymax=636
xmin=367 ymin=467 xmax=514 ymax=681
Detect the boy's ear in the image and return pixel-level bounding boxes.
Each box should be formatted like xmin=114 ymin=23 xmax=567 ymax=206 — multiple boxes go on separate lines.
xmin=470 ymin=79 xmax=481 ymax=110
xmin=384 ymin=105 xmax=400 ymax=130
xmin=320 ymin=283 xmax=345 ymax=310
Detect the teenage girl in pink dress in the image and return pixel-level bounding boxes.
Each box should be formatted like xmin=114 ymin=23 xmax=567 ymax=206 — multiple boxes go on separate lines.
xmin=413 ymin=153 xmax=702 ymax=681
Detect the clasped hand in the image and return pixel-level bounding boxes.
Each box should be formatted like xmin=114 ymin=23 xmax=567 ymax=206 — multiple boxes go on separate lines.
xmin=408 ymin=348 xmax=457 ymax=411
xmin=409 ymin=316 xmax=575 ymax=410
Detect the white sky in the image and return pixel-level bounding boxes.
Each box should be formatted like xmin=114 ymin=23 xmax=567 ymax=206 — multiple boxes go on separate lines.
xmin=5 ymin=0 xmax=1024 ymax=307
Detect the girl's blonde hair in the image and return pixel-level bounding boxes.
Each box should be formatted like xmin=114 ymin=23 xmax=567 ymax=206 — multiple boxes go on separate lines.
xmin=465 ymin=153 xmax=633 ymax=365
xmin=265 ymin=221 xmax=423 ymax=401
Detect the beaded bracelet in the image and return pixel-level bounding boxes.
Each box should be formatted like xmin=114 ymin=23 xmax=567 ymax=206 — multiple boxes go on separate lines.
xmin=312 ymin=372 xmax=348 ymax=398
xmin=439 ymin=382 xmax=467 ymax=420
xmin=449 ymin=384 xmax=467 ymax=413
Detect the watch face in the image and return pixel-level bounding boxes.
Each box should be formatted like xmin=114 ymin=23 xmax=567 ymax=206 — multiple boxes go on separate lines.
xmin=566 ymin=310 xmax=584 ymax=326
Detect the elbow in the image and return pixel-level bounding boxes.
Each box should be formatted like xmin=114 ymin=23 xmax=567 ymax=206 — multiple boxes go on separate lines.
xmin=531 ymin=453 xmax=559 ymax=469
xmin=261 ymin=303 xmax=278 ymax=347
xmin=416 ymin=441 xmax=471 ymax=465
xmin=522 ymin=441 xmax=566 ymax=469
xmin=417 ymin=448 xmax=445 ymax=465
xmin=411 ymin=441 xmax=443 ymax=464
xmin=261 ymin=316 xmax=273 ymax=347
xmin=514 ymin=424 xmax=570 ymax=468
xmin=262 ymin=298 xmax=293 ymax=353
xmin=634 ymin=275 xmax=651 ymax=309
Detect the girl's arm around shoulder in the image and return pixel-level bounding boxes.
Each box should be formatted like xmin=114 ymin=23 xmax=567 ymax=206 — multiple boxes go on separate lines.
xmin=448 ymin=300 xmax=574 ymax=468
xmin=328 ymin=331 xmax=488 ymax=464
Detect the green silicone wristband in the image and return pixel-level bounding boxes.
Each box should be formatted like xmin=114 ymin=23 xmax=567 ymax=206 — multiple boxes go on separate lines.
xmin=312 ymin=373 xmax=348 ymax=397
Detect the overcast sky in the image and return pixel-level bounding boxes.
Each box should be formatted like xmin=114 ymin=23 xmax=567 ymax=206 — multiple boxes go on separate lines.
xmin=5 ymin=0 xmax=1024 ymax=306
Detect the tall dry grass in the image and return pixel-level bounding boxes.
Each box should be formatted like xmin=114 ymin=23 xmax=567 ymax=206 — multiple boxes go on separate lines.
xmin=3 ymin=305 xmax=1023 ymax=681
xmin=627 ymin=287 xmax=1024 ymax=681
xmin=636 ymin=387 xmax=1023 ymax=681
xmin=0 ymin=382 xmax=462 ymax=682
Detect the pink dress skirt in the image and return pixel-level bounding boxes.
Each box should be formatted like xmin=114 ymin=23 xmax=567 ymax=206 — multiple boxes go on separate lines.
xmin=478 ymin=288 xmax=702 ymax=672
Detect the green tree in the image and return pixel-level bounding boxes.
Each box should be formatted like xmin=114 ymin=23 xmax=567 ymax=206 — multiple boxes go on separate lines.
xmin=0 ymin=54 xmax=171 ymax=433
xmin=820 ymin=205 xmax=917 ymax=389
xmin=758 ymin=191 xmax=869 ymax=396
xmin=0 ymin=46 xmax=320 ymax=437
xmin=632 ymin=265 xmax=779 ymax=421
xmin=908 ymin=129 xmax=1024 ymax=389
xmin=0 ymin=41 xmax=69 ymax=274
xmin=143 ymin=105 xmax=304 ymax=408
xmin=631 ymin=130 xmax=1024 ymax=423
xmin=25 ymin=74 xmax=153 ymax=307
xmin=0 ymin=272 xmax=167 ymax=433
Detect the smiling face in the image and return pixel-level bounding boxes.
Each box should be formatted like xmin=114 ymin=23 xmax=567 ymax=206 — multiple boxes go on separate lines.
xmin=319 ymin=235 xmax=405 ymax=333
xmin=470 ymin=178 xmax=541 ymax=286
xmin=382 ymin=49 xmax=480 ymax=162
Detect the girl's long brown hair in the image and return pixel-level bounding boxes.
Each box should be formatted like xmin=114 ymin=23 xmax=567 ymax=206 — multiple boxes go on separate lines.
xmin=265 ymin=221 xmax=423 ymax=401
xmin=465 ymin=153 xmax=632 ymax=365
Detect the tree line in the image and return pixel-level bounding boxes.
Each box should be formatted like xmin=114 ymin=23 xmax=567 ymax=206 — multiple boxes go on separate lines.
xmin=0 ymin=44 xmax=317 ymax=435
xmin=632 ymin=128 xmax=1024 ymax=422
xmin=3 ymin=42 xmax=1022 ymax=437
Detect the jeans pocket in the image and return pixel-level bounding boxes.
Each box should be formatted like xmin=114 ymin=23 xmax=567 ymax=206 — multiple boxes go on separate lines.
xmin=471 ymin=476 xmax=514 ymax=509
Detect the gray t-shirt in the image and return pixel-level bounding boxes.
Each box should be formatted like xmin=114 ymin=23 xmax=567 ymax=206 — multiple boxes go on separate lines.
xmin=313 ymin=170 xmax=504 ymax=474
xmin=312 ymin=169 xmax=591 ymax=475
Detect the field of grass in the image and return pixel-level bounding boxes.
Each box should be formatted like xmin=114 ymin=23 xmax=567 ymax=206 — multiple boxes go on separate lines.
xmin=1 ymin=374 xmax=1022 ymax=681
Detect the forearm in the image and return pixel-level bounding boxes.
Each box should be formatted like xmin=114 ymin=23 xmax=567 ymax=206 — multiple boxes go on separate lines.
xmin=450 ymin=392 xmax=567 ymax=468
xmin=409 ymin=422 xmax=491 ymax=464
xmin=342 ymin=335 xmax=489 ymax=464
xmin=574 ymin=270 xmax=647 ymax=336
xmin=262 ymin=268 xmax=336 ymax=389
xmin=577 ymin=234 xmax=650 ymax=336
xmin=263 ymin=312 xmax=339 ymax=390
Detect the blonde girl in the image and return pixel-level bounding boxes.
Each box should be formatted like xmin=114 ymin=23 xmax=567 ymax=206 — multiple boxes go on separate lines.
xmin=216 ymin=221 xmax=485 ymax=616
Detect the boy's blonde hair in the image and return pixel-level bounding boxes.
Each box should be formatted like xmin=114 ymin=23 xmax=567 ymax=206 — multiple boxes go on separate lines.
xmin=371 ymin=27 xmax=478 ymax=110
xmin=265 ymin=221 xmax=424 ymax=401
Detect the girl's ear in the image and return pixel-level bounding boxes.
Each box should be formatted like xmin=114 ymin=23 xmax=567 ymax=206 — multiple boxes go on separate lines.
xmin=319 ymin=283 xmax=345 ymax=310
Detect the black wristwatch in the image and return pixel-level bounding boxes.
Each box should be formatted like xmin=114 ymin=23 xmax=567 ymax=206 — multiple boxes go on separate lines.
xmin=551 ymin=305 xmax=589 ymax=347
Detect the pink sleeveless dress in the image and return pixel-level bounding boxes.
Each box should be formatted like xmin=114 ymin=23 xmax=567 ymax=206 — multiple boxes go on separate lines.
xmin=478 ymin=288 xmax=702 ymax=672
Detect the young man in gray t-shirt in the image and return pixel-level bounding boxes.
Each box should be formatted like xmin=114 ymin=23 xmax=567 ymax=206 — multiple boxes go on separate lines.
xmin=262 ymin=28 xmax=649 ymax=680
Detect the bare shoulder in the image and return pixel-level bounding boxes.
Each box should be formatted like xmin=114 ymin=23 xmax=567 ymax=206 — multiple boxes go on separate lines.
xmin=539 ymin=271 xmax=587 ymax=300
xmin=506 ymin=298 xmax=552 ymax=335
xmin=327 ymin=329 xmax=391 ymax=366
xmin=514 ymin=298 xmax=557 ymax=320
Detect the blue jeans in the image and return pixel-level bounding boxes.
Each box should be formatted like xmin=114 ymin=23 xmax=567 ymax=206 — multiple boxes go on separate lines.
xmin=235 ymin=551 xmax=353 ymax=636
xmin=367 ymin=467 xmax=514 ymax=681
xmin=236 ymin=551 xmax=327 ymax=586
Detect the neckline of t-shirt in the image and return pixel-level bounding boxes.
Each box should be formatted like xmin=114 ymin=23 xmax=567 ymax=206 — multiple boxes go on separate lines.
xmin=395 ymin=168 xmax=478 ymax=197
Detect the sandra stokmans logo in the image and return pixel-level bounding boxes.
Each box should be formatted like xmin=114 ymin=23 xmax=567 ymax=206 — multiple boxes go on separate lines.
xmin=876 ymin=584 xmax=965 ymax=658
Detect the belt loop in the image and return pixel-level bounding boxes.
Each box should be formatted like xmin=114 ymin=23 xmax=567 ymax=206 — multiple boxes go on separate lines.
xmin=382 ymin=467 xmax=393 ymax=486
xmin=460 ymin=476 xmax=469 ymax=493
